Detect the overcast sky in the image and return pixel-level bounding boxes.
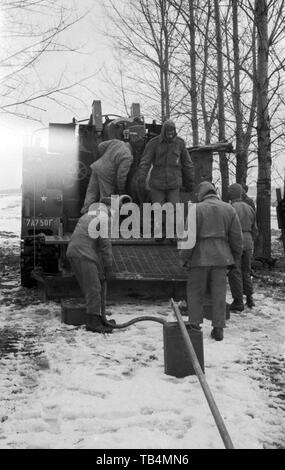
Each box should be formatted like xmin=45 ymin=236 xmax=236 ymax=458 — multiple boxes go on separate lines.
xmin=0 ymin=1 xmax=115 ymax=190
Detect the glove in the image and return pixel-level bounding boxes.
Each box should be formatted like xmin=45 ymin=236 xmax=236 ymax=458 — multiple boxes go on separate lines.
xmin=104 ymin=267 xmax=112 ymax=281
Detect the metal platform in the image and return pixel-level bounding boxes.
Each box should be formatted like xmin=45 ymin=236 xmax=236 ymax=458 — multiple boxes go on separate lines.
xmin=32 ymin=239 xmax=230 ymax=319
xmin=111 ymin=243 xmax=186 ymax=281
xmin=39 ymin=235 xmax=187 ymax=281
xmin=32 ymin=239 xmax=187 ymax=301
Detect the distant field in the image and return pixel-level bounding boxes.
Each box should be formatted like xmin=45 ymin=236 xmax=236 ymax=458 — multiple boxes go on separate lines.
xmin=0 ymin=188 xmax=20 ymax=196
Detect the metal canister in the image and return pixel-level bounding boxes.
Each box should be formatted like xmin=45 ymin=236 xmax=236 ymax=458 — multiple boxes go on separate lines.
xmin=163 ymin=321 xmax=204 ymax=378
xmin=61 ymin=299 xmax=86 ymax=326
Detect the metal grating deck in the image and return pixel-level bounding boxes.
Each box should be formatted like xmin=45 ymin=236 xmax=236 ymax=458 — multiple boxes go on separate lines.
xmin=39 ymin=234 xmax=187 ymax=282
xmin=111 ymin=243 xmax=187 ymax=281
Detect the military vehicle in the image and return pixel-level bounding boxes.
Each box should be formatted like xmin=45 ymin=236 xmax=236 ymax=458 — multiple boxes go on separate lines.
xmin=21 ymin=100 xmax=233 ymax=301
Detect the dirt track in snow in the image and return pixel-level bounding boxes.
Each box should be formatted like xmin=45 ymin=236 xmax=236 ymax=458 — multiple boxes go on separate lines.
xmin=0 ymin=222 xmax=285 ymax=448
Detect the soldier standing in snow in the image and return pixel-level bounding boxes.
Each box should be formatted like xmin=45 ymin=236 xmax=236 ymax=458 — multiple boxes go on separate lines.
xmin=66 ymin=202 xmax=114 ymax=333
xmin=241 ymin=183 xmax=256 ymax=211
xmin=228 ymin=183 xmax=258 ymax=311
xmin=179 ymin=181 xmax=243 ymax=341
xmin=81 ymin=139 xmax=133 ymax=214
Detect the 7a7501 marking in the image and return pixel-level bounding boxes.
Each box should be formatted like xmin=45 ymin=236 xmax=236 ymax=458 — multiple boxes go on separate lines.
xmin=24 ymin=218 xmax=54 ymax=228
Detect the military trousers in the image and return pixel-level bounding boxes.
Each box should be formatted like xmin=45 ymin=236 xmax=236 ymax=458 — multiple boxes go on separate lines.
xmin=187 ymin=266 xmax=227 ymax=328
xmin=228 ymin=249 xmax=253 ymax=300
xmin=150 ymin=187 xmax=181 ymax=238
xmin=68 ymin=257 xmax=101 ymax=315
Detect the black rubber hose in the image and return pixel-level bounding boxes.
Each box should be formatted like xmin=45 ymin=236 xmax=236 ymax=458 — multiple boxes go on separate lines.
xmin=102 ymin=315 xmax=166 ymax=329
xmin=100 ymin=280 xmax=166 ymax=329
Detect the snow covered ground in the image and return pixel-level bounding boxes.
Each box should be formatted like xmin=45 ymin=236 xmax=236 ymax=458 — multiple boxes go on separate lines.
xmin=0 ymin=192 xmax=284 ymax=450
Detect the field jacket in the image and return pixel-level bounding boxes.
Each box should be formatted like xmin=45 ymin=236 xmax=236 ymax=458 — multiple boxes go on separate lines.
xmin=138 ymin=126 xmax=194 ymax=191
xmin=180 ymin=195 xmax=243 ymax=268
xmin=231 ymin=199 xmax=258 ymax=251
xmin=66 ymin=213 xmax=113 ymax=270
xmin=91 ymin=139 xmax=133 ymax=194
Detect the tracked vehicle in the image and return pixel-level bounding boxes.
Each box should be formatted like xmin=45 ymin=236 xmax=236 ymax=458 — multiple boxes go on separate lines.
xmin=21 ymin=101 xmax=234 ymax=301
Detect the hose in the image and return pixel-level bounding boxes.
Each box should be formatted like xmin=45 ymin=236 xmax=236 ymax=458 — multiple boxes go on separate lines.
xmin=100 ymin=280 xmax=166 ymax=329
xmin=104 ymin=315 xmax=166 ymax=329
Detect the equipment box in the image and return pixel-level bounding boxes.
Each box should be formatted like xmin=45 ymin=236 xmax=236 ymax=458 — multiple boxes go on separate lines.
xmin=61 ymin=299 xmax=86 ymax=326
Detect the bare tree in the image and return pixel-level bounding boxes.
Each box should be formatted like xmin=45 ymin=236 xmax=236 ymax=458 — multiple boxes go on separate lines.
xmin=200 ymin=1 xmax=218 ymax=144
xmin=254 ymin=0 xmax=272 ymax=259
xmin=170 ymin=0 xmax=199 ymax=144
xmin=231 ymin=0 xmax=252 ymax=185
xmin=221 ymin=0 xmax=258 ymax=186
xmin=239 ymin=0 xmax=285 ymax=259
xmin=102 ymin=0 xmax=183 ymax=122
xmin=214 ymin=0 xmax=229 ymax=200
xmin=0 ymin=0 xmax=94 ymax=122
xmin=100 ymin=0 xmax=285 ymax=219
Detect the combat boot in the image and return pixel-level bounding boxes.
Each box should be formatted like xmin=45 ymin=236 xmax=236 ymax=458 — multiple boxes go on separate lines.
xmin=211 ymin=327 xmax=224 ymax=341
xmin=246 ymin=296 xmax=255 ymax=308
xmin=85 ymin=314 xmax=114 ymax=333
xmin=229 ymin=299 xmax=244 ymax=312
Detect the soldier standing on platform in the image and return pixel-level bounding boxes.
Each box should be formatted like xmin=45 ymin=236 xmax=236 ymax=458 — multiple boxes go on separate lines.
xmin=137 ymin=119 xmax=195 ymax=239
xmin=81 ymin=139 xmax=133 ymax=214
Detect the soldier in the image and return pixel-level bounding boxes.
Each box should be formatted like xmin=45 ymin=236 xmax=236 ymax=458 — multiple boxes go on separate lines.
xmin=66 ymin=202 xmax=114 ymax=333
xmin=81 ymin=139 xmax=133 ymax=214
xmin=228 ymin=183 xmax=258 ymax=311
xmin=242 ymin=183 xmax=256 ymax=211
xmin=179 ymin=181 xmax=243 ymax=341
xmin=137 ymin=119 xmax=195 ymax=239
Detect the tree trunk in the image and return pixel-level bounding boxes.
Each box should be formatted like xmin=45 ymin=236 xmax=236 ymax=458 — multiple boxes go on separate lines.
xmin=214 ymin=0 xmax=229 ymax=200
xmin=244 ymin=23 xmax=257 ymax=182
xmin=158 ymin=0 xmax=171 ymax=121
xmin=160 ymin=0 xmax=170 ymax=120
xmin=160 ymin=65 xmax=166 ymax=121
xmin=188 ymin=0 xmax=199 ymax=145
xmin=255 ymin=0 xmax=271 ymax=259
xmin=201 ymin=0 xmax=211 ymax=144
xmin=232 ymin=0 xmax=247 ymax=186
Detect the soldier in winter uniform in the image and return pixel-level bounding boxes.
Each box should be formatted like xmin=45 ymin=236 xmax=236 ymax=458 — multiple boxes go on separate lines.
xmin=66 ymin=203 xmax=114 ymax=333
xmin=228 ymin=183 xmax=258 ymax=311
xmin=81 ymin=139 xmax=133 ymax=214
xmin=179 ymin=181 xmax=243 ymax=341
xmin=137 ymin=119 xmax=195 ymax=238
xmin=242 ymin=183 xmax=256 ymax=211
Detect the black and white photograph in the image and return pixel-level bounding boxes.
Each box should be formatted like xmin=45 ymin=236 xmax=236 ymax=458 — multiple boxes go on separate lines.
xmin=0 ymin=0 xmax=284 ymax=451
